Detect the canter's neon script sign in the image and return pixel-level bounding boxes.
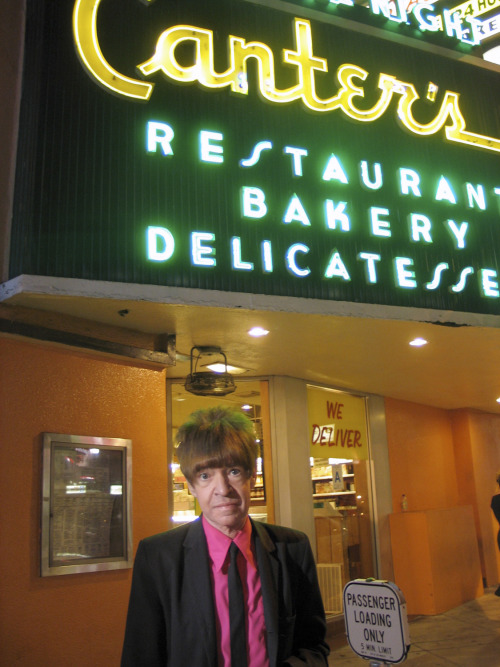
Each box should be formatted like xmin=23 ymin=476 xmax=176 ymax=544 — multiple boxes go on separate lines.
xmin=73 ymin=0 xmax=500 ymax=154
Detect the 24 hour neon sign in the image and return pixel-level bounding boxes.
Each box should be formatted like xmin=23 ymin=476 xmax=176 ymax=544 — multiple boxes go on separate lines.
xmin=73 ymin=0 xmax=500 ymax=154
xmin=301 ymin=0 xmax=482 ymax=45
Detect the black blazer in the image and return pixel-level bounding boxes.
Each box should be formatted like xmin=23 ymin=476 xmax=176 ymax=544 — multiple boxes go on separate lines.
xmin=121 ymin=517 xmax=330 ymax=666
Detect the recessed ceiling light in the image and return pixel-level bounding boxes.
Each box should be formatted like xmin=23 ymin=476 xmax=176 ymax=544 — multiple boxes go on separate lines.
xmin=409 ymin=337 xmax=428 ymax=347
xmin=248 ymin=326 xmax=269 ymax=337
xmin=496 ymin=397 xmax=500 ymax=404
xmin=241 ymin=404 xmax=252 ymax=410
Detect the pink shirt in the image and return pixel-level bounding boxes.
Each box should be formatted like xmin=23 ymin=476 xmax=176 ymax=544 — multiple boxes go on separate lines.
xmin=202 ymin=516 xmax=270 ymax=667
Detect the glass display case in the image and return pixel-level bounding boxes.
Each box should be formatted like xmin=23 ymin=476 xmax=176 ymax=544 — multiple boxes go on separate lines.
xmin=41 ymin=433 xmax=133 ymax=576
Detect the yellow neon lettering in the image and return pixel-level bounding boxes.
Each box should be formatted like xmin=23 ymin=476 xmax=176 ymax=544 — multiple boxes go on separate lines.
xmin=396 ymin=83 xmax=458 ymax=135
xmin=138 ymin=27 xmax=302 ymax=101
xmin=230 ymin=38 xmax=300 ymax=101
xmin=282 ymin=20 xmax=328 ymax=110
xmin=73 ymin=5 xmax=500 ymax=154
xmin=444 ymin=102 xmax=500 ymax=153
xmin=139 ymin=26 xmax=213 ymax=84
xmin=449 ymin=0 xmax=500 ymax=20
xmin=334 ymin=68 xmax=395 ymax=121
xmin=394 ymin=83 xmax=500 ymax=152
xmin=73 ymin=0 xmax=153 ymax=100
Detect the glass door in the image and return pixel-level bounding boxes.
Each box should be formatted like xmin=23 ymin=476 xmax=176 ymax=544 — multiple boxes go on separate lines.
xmin=307 ymin=385 xmax=375 ymax=616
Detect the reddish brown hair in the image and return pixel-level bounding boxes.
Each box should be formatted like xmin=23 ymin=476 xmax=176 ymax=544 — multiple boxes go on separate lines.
xmin=175 ymin=406 xmax=259 ymax=483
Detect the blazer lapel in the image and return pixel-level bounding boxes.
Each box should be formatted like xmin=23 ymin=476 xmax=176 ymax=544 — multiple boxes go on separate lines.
xmin=183 ymin=519 xmax=218 ymax=666
xmin=253 ymin=520 xmax=280 ymax=666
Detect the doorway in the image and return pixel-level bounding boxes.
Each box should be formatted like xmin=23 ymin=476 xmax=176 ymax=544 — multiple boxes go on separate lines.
xmin=308 ymin=385 xmax=375 ymax=616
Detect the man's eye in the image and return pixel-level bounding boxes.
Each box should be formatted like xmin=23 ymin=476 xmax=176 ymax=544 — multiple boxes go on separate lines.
xmin=199 ymin=472 xmax=209 ymax=480
xmin=229 ymin=468 xmax=242 ymax=477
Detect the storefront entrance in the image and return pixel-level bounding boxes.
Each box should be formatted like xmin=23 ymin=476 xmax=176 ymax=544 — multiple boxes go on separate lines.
xmin=308 ymin=386 xmax=375 ymax=616
xmin=167 ymin=378 xmax=376 ymax=617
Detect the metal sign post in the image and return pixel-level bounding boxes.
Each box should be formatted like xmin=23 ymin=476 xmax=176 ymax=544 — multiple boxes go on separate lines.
xmin=343 ymin=579 xmax=410 ymax=664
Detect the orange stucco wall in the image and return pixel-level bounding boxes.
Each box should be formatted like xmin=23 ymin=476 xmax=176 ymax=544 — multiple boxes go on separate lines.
xmin=386 ymin=399 xmax=483 ymax=614
xmin=389 ymin=507 xmax=483 ymax=614
xmin=0 ymin=337 xmax=168 ymax=666
xmin=385 ymin=398 xmax=500 ymax=613
xmin=452 ymin=410 xmax=500 ymax=587
xmin=385 ymin=398 xmax=459 ymax=512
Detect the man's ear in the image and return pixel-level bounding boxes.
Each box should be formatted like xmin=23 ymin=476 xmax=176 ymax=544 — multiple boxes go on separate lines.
xmin=250 ymin=470 xmax=257 ymax=490
xmin=187 ymin=481 xmax=198 ymax=498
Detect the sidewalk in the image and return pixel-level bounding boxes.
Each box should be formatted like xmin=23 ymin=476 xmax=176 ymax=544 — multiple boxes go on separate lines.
xmin=326 ymin=589 xmax=500 ymax=665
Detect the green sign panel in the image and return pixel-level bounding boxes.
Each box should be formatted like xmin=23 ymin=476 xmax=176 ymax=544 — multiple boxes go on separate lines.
xmin=10 ymin=0 xmax=500 ymax=315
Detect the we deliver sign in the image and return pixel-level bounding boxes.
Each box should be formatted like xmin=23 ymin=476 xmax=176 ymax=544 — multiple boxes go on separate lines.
xmin=307 ymin=386 xmax=368 ymax=460
xmin=344 ymin=579 xmax=410 ymax=663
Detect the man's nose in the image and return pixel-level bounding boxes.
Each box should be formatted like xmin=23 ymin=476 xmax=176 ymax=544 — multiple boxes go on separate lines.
xmin=214 ymin=470 xmax=232 ymax=493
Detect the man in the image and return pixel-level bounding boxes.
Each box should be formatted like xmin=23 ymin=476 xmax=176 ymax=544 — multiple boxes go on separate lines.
xmin=121 ymin=406 xmax=330 ymax=666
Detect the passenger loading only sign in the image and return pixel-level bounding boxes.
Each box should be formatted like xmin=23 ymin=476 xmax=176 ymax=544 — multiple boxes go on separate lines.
xmin=344 ymin=579 xmax=410 ymax=663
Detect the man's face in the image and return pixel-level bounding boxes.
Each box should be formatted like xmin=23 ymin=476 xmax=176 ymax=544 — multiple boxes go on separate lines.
xmin=187 ymin=463 xmax=255 ymax=538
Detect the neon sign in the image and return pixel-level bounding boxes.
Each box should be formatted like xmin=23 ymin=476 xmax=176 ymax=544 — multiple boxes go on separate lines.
xmin=73 ymin=0 xmax=500 ymax=154
xmin=144 ymin=119 xmax=500 ymax=301
xmin=11 ymin=0 xmax=500 ymax=317
xmin=73 ymin=0 xmax=153 ymax=100
xmin=298 ymin=0 xmax=481 ymax=45
xmin=477 ymin=11 xmax=500 ymax=39
xmin=449 ymin=0 xmax=500 ymax=21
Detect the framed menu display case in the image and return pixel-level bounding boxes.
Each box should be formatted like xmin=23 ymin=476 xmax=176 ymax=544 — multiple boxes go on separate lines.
xmin=41 ymin=433 xmax=133 ymax=576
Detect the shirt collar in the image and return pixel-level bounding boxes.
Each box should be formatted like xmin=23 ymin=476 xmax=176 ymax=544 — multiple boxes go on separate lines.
xmin=202 ymin=515 xmax=255 ymax=572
